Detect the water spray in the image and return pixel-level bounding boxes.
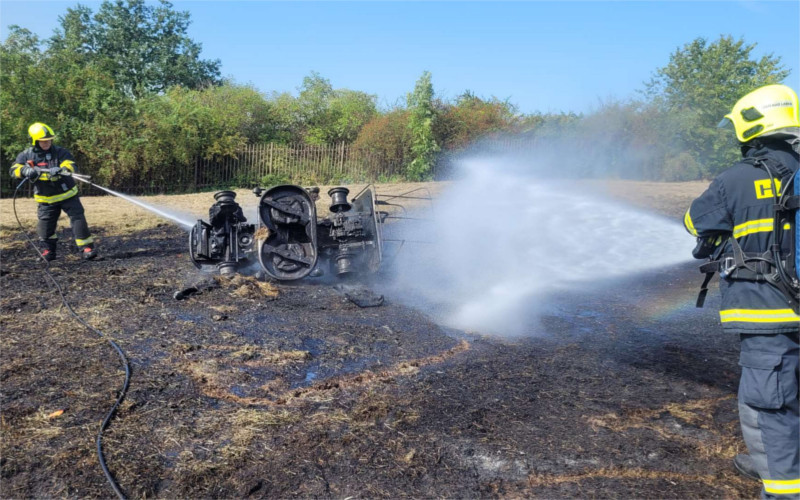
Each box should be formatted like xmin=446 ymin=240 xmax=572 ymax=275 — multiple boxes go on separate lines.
xmin=70 ymin=174 xmax=194 ymax=229
xmin=379 ymin=156 xmax=697 ymax=336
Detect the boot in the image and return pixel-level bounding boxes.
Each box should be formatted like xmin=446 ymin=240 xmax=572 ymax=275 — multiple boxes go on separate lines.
xmin=733 ymin=454 xmax=761 ymax=482
xmin=40 ymin=248 xmax=57 ymax=261
xmin=81 ymin=245 xmax=98 ymax=260
xmin=40 ymin=240 xmax=57 ymax=261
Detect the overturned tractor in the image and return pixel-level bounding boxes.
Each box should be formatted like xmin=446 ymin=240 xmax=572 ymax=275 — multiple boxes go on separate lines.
xmin=189 ymin=185 xmax=385 ymax=280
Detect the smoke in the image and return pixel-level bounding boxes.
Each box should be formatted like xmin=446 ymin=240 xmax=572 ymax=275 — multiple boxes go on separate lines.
xmin=378 ymin=151 xmax=696 ymax=337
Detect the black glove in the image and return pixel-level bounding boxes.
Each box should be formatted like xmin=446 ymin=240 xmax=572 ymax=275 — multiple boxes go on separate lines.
xmin=692 ymin=234 xmax=725 ymax=259
xmin=21 ymin=166 xmax=39 ymax=180
xmin=46 ymin=167 xmax=64 ymax=176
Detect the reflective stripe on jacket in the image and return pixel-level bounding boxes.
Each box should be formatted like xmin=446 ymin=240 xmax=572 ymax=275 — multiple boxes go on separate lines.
xmin=684 ymin=141 xmax=800 ymax=334
xmin=9 ymin=145 xmax=79 ymax=204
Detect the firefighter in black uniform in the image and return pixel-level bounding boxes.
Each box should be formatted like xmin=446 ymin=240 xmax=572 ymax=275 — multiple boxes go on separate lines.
xmin=685 ymin=84 xmax=799 ymax=499
xmin=9 ymin=123 xmax=97 ymax=261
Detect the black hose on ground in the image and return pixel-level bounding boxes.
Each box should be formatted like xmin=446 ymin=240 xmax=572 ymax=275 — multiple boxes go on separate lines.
xmin=11 ymin=179 xmax=131 ymax=500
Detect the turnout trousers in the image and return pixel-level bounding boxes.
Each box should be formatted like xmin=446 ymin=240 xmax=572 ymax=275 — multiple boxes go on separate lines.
xmin=739 ymin=332 xmax=800 ymax=499
xmin=36 ymin=195 xmax=93 ymax=249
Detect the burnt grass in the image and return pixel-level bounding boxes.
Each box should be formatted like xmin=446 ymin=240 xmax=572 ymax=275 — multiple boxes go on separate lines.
xmin=1 ymin=217 xmax=759 ymax=498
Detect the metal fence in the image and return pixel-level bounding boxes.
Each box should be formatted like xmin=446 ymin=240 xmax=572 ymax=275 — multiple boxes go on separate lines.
xmin=189 ymin=143 xmax=409 ymax=192
xmin=2 ymin=142 xmax=412 ymax=198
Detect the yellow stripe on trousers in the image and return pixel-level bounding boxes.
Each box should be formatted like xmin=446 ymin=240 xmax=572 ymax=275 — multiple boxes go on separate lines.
xmin=763 ymin=478 xmax=800 ymax=495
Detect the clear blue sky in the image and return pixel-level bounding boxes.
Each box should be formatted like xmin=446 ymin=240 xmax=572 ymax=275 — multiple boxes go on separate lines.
xmin=1 ymin=1 xmax=798 ymax=114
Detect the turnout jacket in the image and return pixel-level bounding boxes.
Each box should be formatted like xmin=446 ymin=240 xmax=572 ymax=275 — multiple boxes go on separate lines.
xmin=684 ymin=141 xmax=800 ymax=334
xmin=10 ymin=145 xmax=78 ymax=203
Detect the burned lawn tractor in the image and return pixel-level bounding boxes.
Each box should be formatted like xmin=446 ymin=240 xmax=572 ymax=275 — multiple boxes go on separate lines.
xmin=190 ymin=185 xmax=386 ymax=280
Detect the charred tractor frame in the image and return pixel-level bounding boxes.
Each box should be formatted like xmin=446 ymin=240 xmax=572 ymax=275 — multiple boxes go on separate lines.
xmin=189 ymin=185 xmax=388 ymax=280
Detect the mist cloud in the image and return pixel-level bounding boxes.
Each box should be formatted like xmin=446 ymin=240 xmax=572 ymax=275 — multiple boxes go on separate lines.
xmin=378 ymin=153 xmax=695 ymax=336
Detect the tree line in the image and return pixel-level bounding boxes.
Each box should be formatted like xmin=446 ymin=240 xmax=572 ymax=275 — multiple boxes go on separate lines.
xmin=1 ymin=0 xmax=791 ymax=189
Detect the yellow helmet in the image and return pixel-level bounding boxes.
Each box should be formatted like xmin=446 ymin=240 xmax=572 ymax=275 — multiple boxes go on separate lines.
xmin=28 ymin=122 xmax=56 ymax=145
xmin=720 ymin=84 xmax=800 ymax=143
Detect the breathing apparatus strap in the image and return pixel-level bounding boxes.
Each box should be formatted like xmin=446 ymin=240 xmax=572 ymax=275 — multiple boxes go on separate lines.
xmin=782 ymin=194 xmax=800 ymax=210
xmin=756 ymin=156 xmax=799 ymax=313
xmin=696 ymin=273 xmax=714 ymax=308
xmin=745 ymin=155 xmax=793 ymax=182
xmin=696 ymin=238 xmax=793 ymax=307
xmin=746 ymin=154 xmax=798 ymax=312
xmin=700 ymin=244 xmax=780 ymax=281
xmin=696 ymin=241 xmax=727 ymax=308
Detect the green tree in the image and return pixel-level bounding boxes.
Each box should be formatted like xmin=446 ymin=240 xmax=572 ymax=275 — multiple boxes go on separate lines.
xmin=46 ymin=6 xmax=129 ymax=149
xmin=77 ymin=83 xmax=277 ymax=187
xmin=434 ymin=91 xmax=518 ymax=150
xmin=296 ymin=72 xmax=377 ymax=145
xmin=0 ymin=27 xmax=47 ymax=164
xmin=297 ymin=72 xmax=334 ymax=128
xmin=353 ymin=109 xmax=412 ymax=169
xmin=406 ymin=71 xmax=439 ymax=181
xmin=0 ymin=24 xmax=123 ymax=170
xmin=643 ymin=35 xmax=789 ymax=177
xmin=1 ymin=0 xmax=223 ymax=187
xmin=48 ymin=5 xmax=96 ymax=56
xmin=325 ymin=89 xmax=378 ymax=144
xmin=55 ymin=0 xmax=221 ymax=98
xmin=264 ymin=91 xmax=301 ymax=143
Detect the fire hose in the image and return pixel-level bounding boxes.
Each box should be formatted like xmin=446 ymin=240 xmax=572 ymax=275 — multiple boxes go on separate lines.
xmin=11 ymin=172 xmax=130 ymax=500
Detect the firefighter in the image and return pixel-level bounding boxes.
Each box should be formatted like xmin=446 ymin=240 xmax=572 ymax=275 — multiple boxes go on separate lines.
xmin=685 ymin=84 xmax=799 ymax=499
xmin=9 ymin=123 xmax=97 ymax=261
